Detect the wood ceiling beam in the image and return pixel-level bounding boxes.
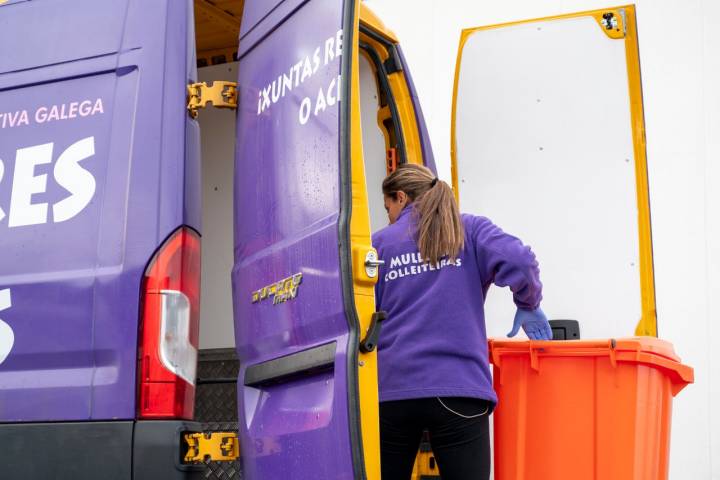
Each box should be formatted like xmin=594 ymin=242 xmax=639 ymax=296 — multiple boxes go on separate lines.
xmin=195 ymin=0 xmax=241 ymax=32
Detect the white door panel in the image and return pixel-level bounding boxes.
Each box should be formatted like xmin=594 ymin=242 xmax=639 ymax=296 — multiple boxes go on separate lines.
xmin=454 ymin=12 xmax=645 ymax=339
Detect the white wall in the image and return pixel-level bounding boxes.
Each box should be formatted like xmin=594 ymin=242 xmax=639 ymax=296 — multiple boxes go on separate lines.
xmin=197 ymin=62 xmax=238 ymax=350
xmin=363 ymin=0 xmax=720 ymax=477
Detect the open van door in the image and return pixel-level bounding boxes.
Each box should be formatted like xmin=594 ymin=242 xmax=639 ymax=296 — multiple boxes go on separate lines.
xmin=233 ymin=1 xmax=380 ymax=478
xmin=451 ymin=6 xmax=656 ymax=340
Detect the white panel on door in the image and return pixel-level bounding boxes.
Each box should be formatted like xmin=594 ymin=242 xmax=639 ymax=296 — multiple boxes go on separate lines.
xmin=360 ymin=53 xmax=391 ymax=233
xmin=454 ymin=13 xmax=642 ymax=339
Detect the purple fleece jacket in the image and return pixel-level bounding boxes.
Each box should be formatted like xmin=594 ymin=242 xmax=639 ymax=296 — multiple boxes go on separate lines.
xmin=372 ymin=207 xmax=542 ymax=404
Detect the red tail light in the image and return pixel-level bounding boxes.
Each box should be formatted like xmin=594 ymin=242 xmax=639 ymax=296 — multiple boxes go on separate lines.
xmin=138 ymin=227 xmax=201 ymax=419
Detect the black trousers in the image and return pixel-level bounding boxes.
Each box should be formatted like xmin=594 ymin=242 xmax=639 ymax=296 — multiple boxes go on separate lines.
xmin=380 ymin=397 xmax=491 ymax=479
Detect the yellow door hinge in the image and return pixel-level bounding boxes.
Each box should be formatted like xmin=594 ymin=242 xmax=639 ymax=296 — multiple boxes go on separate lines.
xmin=187 ymin=81 xmax=238 ymax=119
xmin=183 ymin=431 xmax=240 ymax=463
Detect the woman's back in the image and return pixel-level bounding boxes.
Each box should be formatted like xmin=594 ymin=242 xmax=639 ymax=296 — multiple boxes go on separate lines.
xmin=373 ymin=208 xmax=541 ymax=404
xmin=373 ymin=163 xmax=549 ymax=480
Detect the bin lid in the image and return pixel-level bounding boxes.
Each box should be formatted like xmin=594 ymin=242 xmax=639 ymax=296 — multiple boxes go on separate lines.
xmin=488 ymin=337 xmax=694 ymax=394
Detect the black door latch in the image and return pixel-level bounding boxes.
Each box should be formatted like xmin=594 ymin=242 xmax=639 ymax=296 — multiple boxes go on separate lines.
xmin=360 ymin=311 xmax=387 ymax=353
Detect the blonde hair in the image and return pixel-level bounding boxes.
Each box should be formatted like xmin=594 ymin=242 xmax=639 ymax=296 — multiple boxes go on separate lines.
xmin=382 ymin=164 xmax=464 ymax=264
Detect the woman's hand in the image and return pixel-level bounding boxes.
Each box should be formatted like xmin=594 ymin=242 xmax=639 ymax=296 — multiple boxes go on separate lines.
xmin=507 ymin=307 xmax=553 ymax=340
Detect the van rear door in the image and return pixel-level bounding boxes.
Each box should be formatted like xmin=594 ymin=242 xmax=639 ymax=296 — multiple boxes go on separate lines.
xmin=451 ymin=6 xmax=656 ymax=339
xmin=233 ymin=0 xmax=381 ymax=478
xmin=0 ymin=0 xmax=198 ymax=426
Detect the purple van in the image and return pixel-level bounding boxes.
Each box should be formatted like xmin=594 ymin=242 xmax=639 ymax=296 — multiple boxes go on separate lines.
xmin=0 ymin=0 xmax=435 ymax=478
xmin=0 ymin=0 xmax=205 ymax=477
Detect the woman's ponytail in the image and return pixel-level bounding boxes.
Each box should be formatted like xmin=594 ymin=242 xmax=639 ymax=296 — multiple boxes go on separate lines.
xmin=382 ymin=164 xmax=464 ymax=264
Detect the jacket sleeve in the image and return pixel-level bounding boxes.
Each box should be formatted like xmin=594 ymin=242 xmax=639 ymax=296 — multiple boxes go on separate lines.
xmin=470 ymin=216 xmax=543 ymax=310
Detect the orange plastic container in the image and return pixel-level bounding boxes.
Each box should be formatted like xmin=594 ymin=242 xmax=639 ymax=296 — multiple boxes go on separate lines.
xmin=489 ymin=337 xmax=694 ymax=480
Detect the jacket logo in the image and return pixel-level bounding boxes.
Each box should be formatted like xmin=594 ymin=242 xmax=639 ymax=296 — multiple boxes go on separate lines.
xmin=252 ymin=273 xmax=303 ymax=305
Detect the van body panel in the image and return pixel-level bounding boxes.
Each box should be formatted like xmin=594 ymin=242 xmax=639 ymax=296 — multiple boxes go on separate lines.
xmin=0 ymin=0 xmax=128 ymax=76
xmin=184 ymin=118 xmax=202 ymax=233
xmin=0 ymin=0 xmax=196 ymax=422
xmin=132 ymin=420 xmax=205 ymax=480
xmin=0 ymin=421 xmax=133 ymax=479
xmin=233 ymin=0 xmax=364 ymax=477
xmin=238 ymin=0 xmax=310 ymax=58
xmin=238 ymin=0 xmax=286 ymax=39
xmin=0 ymin=420 xmax=203 ymax=480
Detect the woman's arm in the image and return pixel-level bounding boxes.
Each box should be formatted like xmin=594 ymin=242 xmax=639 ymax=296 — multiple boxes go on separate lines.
xmin=470 ymin=215 xmax=543 ymax=310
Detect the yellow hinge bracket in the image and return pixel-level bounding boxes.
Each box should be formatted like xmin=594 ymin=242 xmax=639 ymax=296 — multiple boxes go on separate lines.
xmin=593 ymin=10 xmax=626 ymax=39
xmin=183 ymin=431 xmax=240 ymax=463
xmin=187 ymin=81 xmax=238 ymax=119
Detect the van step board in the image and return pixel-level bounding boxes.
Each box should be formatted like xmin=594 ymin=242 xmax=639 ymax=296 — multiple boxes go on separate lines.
xmin=195 ymin=348 xmax=242 ymax=478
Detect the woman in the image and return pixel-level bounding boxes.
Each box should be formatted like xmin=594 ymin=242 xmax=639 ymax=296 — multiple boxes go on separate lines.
xmin=372 ymin=164 xmax=552 ymax=479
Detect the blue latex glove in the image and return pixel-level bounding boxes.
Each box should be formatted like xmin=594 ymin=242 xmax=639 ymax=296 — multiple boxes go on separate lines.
xmin=507 ymin=307 xmax=553 ymax=340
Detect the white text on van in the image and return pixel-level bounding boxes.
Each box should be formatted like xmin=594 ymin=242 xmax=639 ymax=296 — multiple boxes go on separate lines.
xmin=0 ymin=136 xmax=96 ymax=227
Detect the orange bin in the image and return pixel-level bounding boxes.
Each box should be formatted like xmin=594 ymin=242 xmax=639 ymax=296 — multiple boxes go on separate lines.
xmin=489 ymin=337 xmax=694 ymax=480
